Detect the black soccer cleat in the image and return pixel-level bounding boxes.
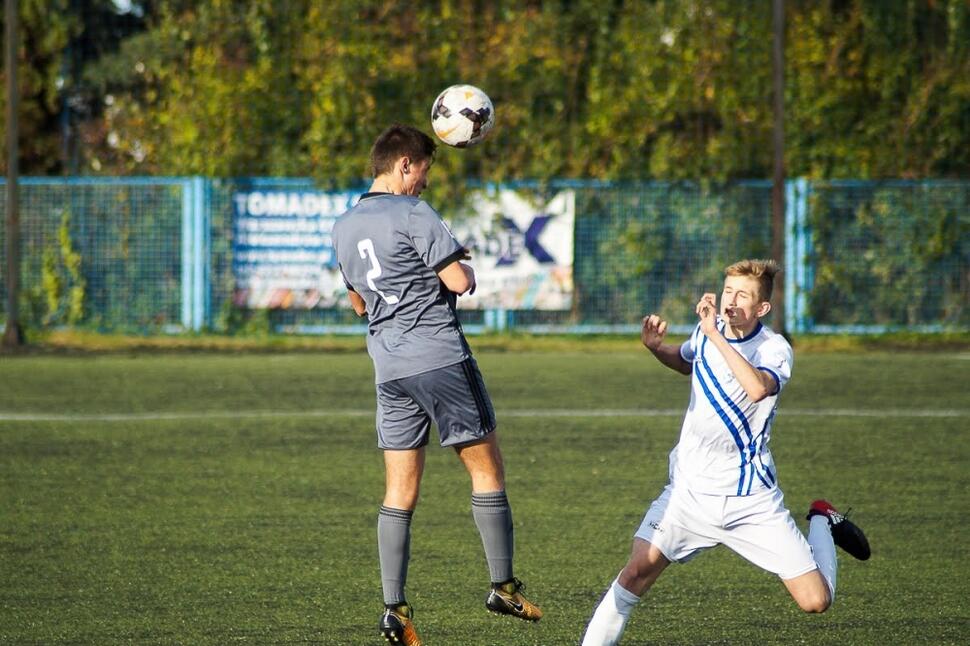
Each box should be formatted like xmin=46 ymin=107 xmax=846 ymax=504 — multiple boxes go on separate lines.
xmin=485 ymin=577 xmax=543 ymax=621
xmin=379 ymin=603 xmax=422 ymax=646
xmin=807 ymin=499 xmax=871 ymax=561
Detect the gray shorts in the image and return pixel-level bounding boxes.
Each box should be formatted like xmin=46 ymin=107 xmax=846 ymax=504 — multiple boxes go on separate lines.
xmin=375 ymin=358 xmax=497 ymax=450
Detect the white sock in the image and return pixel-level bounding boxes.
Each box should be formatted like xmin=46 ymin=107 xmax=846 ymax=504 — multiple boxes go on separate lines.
xmin=808 ymin=515 xmax=838 ymax=602
xmin=582 ymin=577 xmax=641 ymax=646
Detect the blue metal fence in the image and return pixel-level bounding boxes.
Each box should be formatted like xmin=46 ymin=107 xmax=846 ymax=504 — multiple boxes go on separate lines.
xmin=1 ymin=177 xmax=966 ymax=335
xmin=800 ymin=180 xmax=969 ymax=333
xmin=1 ymin=178 xmax=187 ymax=332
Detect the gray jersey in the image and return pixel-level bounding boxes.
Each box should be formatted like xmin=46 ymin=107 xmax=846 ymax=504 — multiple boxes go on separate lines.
xmin=332 ymin=193 xmax=470 ymax=383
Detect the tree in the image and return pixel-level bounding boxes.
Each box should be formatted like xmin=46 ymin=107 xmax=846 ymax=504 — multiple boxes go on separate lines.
xmin=4 ymin=0 xmax=968 ymax=180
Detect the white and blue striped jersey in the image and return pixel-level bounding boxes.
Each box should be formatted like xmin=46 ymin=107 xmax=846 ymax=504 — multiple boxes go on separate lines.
xmin=669 ymin=319 xmax=793 ymax=496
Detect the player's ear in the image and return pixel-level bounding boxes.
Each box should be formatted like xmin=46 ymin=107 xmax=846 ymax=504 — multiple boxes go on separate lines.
xmin=399 ymin=156 xmax=411 ymax=174
xmin=756 ymin=301 xmax=772 ymax=318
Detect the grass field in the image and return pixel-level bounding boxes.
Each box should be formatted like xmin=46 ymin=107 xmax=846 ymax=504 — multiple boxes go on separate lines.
xmin=1 ymin=345 xmax=969 ymax=644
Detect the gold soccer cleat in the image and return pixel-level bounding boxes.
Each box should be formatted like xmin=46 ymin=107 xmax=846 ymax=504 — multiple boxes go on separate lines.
xmin=485 ymin=577 xmax=543 ymax=622
xmin=379 ymin=603 xmax=422 ymax=646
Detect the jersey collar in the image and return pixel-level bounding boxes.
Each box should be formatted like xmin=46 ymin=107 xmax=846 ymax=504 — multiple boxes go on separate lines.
xmin=726 ymin=321 xmax=763 ymax=344
xmin=359 ymin=191 xmax=393 ymax=200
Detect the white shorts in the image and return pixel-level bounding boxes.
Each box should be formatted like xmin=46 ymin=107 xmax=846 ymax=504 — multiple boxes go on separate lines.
xmin=634 ymin=483 xmax=818 ymax=580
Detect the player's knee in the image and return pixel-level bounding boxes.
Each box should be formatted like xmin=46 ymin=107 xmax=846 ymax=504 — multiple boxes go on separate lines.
xmin=384 ymin=483 xmax=421 ymax=510
xmin=618 ymin=559 xmax=662 ymax=594
xmin=796 ymin=589 xmax=831 ymax=614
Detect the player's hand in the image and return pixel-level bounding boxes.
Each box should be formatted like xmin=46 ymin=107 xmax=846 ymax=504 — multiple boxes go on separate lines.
xmin=641 ymin=314 xmax=667 ymax=350
xmin=462 ymin=263 xmax=477 ymax=295
xmin=696 ymin=293 xmax=718 ymax=335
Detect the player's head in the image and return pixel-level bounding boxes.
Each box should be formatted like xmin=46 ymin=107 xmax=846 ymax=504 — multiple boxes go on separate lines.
xmin=720 ymin=259 xmax=780 ymax=327
xmin=369 ymin=124 xmax=437 ymax=196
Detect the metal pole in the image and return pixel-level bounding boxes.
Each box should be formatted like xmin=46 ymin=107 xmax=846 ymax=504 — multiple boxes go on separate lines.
xmin=771 ymin=0 xmax=787 ymax=338
xmin=3 ymin=0 xmax=23 ymax=347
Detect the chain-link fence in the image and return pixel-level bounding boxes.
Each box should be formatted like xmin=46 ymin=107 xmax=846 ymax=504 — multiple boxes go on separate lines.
xmin=1 ymin=178 xmax=966 ymax=335
xmin=806 ymin=181 xmax=969 ymax=332
xmin=1 ymin=178 xmax=184 ymax=332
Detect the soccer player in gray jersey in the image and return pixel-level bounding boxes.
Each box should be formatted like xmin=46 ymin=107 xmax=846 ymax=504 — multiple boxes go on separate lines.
xmin=332 ymin=124 xmax=541 ymax=646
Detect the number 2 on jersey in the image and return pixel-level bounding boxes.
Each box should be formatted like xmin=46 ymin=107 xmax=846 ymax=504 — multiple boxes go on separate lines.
xmin=357 ymin=238 xmax=400 ymax=305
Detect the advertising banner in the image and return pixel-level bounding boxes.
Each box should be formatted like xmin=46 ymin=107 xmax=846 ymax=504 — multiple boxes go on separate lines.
xmin=231 ymin=188 xmax=574 ymax=311
xmin=451 ymin=189 xmax=574 ymax=310
xmin=231 ymin=189 xmax=353 ymax=308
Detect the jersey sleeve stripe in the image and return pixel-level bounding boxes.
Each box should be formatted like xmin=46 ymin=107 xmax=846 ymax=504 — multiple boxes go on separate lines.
xmin=757 ymin=366 xmax=782 ymax=395
xmin=432 ymin=248 xmax=467 ymax=273
xmin=679 ymin=341 xmax=693 ymax=363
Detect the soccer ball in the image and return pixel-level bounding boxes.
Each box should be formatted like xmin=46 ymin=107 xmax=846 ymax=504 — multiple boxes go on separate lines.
xmin=431 ymin=84 xmax=495 ymax=147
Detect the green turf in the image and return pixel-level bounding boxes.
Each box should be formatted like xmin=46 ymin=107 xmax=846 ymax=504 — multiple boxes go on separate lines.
xmin=1 ymin=350 xmax=968 ymax=644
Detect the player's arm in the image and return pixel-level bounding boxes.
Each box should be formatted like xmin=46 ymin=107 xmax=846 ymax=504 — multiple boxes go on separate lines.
xmin=335 ymin=260 xmax=366 ymax=316
xmin=705 ymin=333 xmax=776 ymax=401
xmin=641 ymin=314 xmax=692 ymax=375
xmin=348 ymin=289 xmax=367 ymax=317
xmin=409 ymin=202 xmax=475 ymax=295
xmin=436 ymin=258 xmax=476 ymax=295
xmin=696 ymin=294 xmax=777 ymax=401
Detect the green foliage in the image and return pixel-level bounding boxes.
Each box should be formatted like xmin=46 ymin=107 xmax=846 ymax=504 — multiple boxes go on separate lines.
xmin=575 ymin=182 xmax=772 ymax=325
xmin=787 ymin=0 xmax=970 ymax=178
xmin=7 ymin=0 xmax=966 ymax=180
xmin=217 ymin=301 xmax=273 ymax=337
xmin=32 ymin=209 xmax=86 ymax=327
xmin=9 ymin=181 xmax=185 ymax=334
xmin=59 ymin=210 xmax=85 ymax=324
xmin=808 ymin=182 xmax=968 ymax=326
xmin=39 ymin=247 xmax=60 ymax=322
xmin=0 ymin=0 xmax=74 ymax=174
xmin=2 ymin=2 xmax=966 ymax=337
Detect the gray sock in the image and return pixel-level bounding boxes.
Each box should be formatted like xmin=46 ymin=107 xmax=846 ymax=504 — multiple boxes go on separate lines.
xmin=472 ymin=490 xmax=514 ymax=583
xmin=378 ymin=505 xmax=413 ymax=605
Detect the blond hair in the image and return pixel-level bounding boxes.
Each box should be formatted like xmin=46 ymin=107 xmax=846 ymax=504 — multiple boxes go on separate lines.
xmin=724 ymin=259 xmax=781 ymax=302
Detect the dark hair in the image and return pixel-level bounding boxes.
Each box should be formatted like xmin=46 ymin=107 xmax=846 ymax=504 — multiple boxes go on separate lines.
xmin=369 ymin=124 xmax=437 ymax=177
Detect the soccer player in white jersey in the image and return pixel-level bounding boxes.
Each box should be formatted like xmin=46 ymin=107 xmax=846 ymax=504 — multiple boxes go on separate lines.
xmin=582 ymin=259 xmax=870 ymax=645
xmin=332 ymin=124 xmax=541 ymax=646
